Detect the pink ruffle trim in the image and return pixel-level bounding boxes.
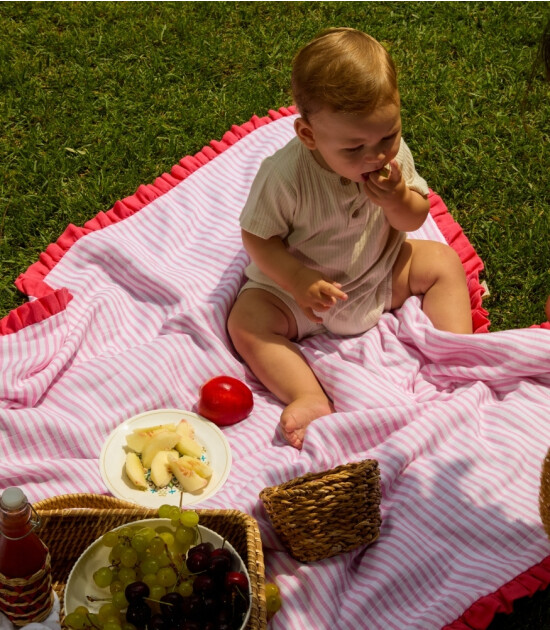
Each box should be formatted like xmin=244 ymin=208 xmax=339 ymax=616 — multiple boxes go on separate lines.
xmin=0 ymin=288 xmax=72 ymax=335
xmin=443 ymin=555 xmax=550 ymax=629
xmin=428 ymin=191 xmax=489 ymax=334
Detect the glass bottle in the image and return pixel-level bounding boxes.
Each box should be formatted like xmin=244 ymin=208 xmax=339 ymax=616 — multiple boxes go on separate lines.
xmin=0 ymin=487 xmax=53 ymax=626
xmin=0 ymin=487 xmax=48 ymax=577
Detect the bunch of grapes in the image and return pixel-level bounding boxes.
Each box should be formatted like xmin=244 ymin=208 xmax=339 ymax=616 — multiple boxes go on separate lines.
xmin=64 ymin=505 xmax=250 ymax=630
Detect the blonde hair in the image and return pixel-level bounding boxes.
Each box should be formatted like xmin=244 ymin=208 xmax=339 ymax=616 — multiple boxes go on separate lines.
xmin=291 ymin=27 xmax=399 ymax=121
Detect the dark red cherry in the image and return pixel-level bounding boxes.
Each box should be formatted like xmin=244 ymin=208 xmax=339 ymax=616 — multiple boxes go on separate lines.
xmin=186 ymin=550 xmax=211 ymax=573
xmin=225 ymin=571 xmax=249 ymax=593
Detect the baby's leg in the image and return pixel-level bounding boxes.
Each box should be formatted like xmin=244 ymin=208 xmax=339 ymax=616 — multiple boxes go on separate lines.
xmin=227 ymin=288 xmax=333 ymax=448
xmin=391 ymin=239 xmax=473 ymax=334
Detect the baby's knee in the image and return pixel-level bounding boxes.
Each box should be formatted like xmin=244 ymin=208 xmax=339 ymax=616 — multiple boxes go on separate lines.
xmin=434 ymin=243 xmax=466 ymax=280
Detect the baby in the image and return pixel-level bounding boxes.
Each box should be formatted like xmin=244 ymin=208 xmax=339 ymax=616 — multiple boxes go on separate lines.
xmin=228 ymin=28 xmax=472 ymax=449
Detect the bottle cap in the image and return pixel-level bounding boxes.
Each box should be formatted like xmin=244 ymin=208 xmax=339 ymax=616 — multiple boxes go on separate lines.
xmin=1 ymin=487 xmax=27 ymax=510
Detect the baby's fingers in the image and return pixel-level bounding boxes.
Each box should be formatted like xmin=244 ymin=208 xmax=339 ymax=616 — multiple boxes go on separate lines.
xmin=324 ymin=282 xmax=348 ymax=301
xmin=386 ymin=159 xmax=401 ymax=182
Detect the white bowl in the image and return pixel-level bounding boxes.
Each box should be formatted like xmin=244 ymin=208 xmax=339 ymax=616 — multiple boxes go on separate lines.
xmin=64 ymin=518 xmax=251 ymax=629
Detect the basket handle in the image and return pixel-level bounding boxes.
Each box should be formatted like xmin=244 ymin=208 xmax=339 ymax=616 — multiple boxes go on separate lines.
xmin=33 ymin=493 xmax=141 ymax=512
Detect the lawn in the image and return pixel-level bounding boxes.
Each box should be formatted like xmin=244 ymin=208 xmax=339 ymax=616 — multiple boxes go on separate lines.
xmin=1 ymin=2 xmax=550 ymax=627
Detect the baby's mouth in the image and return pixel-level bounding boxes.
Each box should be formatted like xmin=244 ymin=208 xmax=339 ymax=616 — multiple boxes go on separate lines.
xmin=361 ymin=164 xmax=390 ymax=181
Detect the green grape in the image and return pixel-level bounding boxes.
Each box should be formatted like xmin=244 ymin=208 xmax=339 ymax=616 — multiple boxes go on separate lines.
xmin=156 ymin=567 xmax=177 ymax=587
xmin=120 ymin=548 xmax=138 ymax=568
xmin=118 ymin=567 xmax=137 ymax=585
xmin=111 ymin=591 xmax=129 ymax=610
xmin=110 ymin=580 xmax=124 ymax=594
xmin=158 ymin=504 xmax=173 ymax=519
xmin=142 ymin=573 xmax=158 ymax=588
xmin=121 ymin=623 xmax=137 ymax=630
xmin=157 ymin=552 xmax=171 ymax=568
xmin=98 ymin=603 xmax=120 ymax=624
xmin=175 ymin=525 xmax=195 ymax=547
xmin=110 ymin=542 xmax=129 ymax=561
xmin=158 ymin=532 xmax=174 ymax=547
xmin=130 ymin=535 xmax=148 ymax=553
xmin=149 ymin=584 xmax=166 ymax=600
xmin=136 ymin=527 xmax=156 ymax=542
xmin=103 ymin=622 xmax=122 ymax=630
xmin=64 ymin=612 xmax=87 ymax=629
xmin=167 ymin=506 xmax=181 ymax=521
xmin=117 ymin=527 xmax=134 ymax=540
xmin=73 ymin=607 xmax=89 ymax=617
xmin=147 ymin=537 xmax=165 ymax=556
xmin=102 ymin=531 xmax=120 ymax=548
xmin=93 ymin=567 xmax=114 ymax=588
xmin=140 ymin=557 xmax=160 ymax=575
xmin=265 ymin=582 xmax=280 ymax=598
xmin=266 ymin=593 xmax=282 ymax=616
xmin=177 ymin=580 xmax=193 ymax=598
xmin=179 ymin=510 xmax=199 ymax=528
xmin=265 ymin=582 xmax=282 ymax=616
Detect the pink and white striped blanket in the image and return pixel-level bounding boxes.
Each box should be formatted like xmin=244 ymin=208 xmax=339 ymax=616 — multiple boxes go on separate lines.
xmin=2 ymin=109 xmax=550 ymax=630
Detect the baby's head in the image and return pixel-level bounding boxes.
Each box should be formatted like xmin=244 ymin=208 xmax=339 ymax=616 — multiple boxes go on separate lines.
xmin=291 ymin=27 xmax=399 ymax=121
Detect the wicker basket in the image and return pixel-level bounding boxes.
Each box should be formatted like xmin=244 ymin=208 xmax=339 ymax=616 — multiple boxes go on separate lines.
xmin=260 ymin=460 xmax=381 ymax=563
xmin=540 ymin=448 xmax=550 ymax=538
xmin=33 ymin=494 xmax=267 ymax=629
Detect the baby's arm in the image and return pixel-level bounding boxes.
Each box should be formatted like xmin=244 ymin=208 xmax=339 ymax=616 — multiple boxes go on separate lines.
xmin=241 ymin=230 xmax=347 ymax=323
xmin=364 ymin=160 xmax=430 ymax=231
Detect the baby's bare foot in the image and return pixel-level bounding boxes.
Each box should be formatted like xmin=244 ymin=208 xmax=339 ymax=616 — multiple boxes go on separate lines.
xmin=280 ymin=395 xmax=335 ymax=449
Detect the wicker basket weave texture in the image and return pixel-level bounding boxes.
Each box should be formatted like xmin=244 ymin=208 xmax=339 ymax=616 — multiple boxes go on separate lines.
xmin=260 ymin=460 xmax=381 ymax=563
xmin=33 ymin=494 xmax=267 ymax=630
xmin=0 ymin=554 xmax=54 ymax=627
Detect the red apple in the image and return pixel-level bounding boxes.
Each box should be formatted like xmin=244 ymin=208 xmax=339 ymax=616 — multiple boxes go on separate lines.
xmin=197 ymin=376 xmax=253 ymax=426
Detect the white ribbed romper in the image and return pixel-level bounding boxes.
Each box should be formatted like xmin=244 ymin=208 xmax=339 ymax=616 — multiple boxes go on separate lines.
xmin=239 ymin=136 xmax=429 ymax=339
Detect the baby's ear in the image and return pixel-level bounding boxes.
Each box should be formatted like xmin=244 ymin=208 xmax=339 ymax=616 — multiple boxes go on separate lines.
xmin=294 ymin=117 xmax=317 ymax=150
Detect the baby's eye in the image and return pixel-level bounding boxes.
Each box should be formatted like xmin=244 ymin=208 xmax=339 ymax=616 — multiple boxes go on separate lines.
xmin=345 ymin=145 xmax=364 ymax=153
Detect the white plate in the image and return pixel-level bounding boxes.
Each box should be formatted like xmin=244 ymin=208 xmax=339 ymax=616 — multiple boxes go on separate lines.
xmin=100 ymin=409 xmax=232 ymax=508
xmin=64 ymin=519 xmax=251 ymax=629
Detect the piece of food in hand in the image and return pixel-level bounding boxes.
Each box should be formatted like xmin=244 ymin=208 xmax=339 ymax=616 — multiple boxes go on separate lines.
xmin=168 ymin=455 xmax=208 ymax=492
xmin=175 ymin=421 xmax=204 ymax=458
xmin=125 ymin=452 xmax=148 ymax=490
xmin=177 ymin=455 xmax=213 ymax=479
xmin=140 ymin=430 xmax=181 ymax=468
xmin=126 ymin=423 xmax=178 ymax=453
xmin=149 ymin=449 xmax=179 ymax=488
xmin=378 ymin=164 xmax=391 ymax=177
xmin=197 ymin=376 xmax=254 ymax=426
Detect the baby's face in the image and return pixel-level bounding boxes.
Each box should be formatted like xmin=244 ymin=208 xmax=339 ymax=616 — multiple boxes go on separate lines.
xmin=297 ymin=102 xmax=402 ymax=184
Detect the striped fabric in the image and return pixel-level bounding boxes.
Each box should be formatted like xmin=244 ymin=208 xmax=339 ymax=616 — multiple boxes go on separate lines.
xmin=1 ymin=110 xmax=550 ymax=630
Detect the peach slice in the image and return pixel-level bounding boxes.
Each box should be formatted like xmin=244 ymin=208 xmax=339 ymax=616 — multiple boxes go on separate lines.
xmin=125 ymin=452 xmax=147 ymax=490
xmin=168 ymin=455 xmax=208 ymax=493
xmin=141 ymin=431 xmax=180 ymax=468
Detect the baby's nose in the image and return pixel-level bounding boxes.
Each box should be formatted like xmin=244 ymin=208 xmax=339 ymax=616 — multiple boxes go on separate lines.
xmin=364 ymin=151 xmax=386 ymax=165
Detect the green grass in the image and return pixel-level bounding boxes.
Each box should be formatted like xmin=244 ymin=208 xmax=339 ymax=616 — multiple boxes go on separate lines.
xmin=1 ymin=2 xmax=550 ymax=330
xmin=0 ymin=2 xmax=549 ymax=623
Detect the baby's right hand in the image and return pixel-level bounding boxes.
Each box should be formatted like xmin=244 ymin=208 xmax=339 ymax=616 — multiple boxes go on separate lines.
xmin=291 ymin=268 xmax=348 ymax=323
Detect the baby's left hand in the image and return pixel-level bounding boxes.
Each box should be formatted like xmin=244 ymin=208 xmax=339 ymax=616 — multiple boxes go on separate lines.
xmin=362 ymin=159 xmax=407 ymax=210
